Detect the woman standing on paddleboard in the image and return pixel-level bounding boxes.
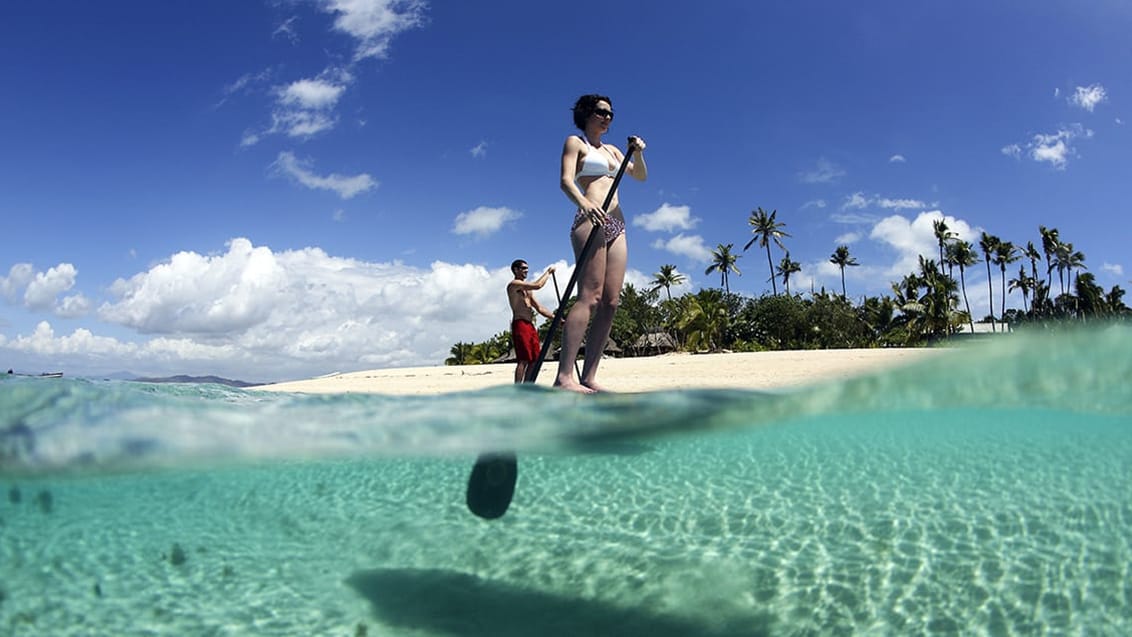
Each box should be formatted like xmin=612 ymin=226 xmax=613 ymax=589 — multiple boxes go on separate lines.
xmin=555 ymin=94 xmax=647 ymax=393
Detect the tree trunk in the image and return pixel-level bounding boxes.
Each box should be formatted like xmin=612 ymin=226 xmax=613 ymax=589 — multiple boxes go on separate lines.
xmin=960 ymin=267 xmax=974 ymax=333
xmin=985 ymin=259 xmax=996 ymax=332
xmin=765 ymin=246 xmax=777 ymax=295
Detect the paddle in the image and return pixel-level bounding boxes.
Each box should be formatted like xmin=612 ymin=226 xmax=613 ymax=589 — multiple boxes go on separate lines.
xmin=465 ymin=137 xmax=639 ymax=520
xmin=522 ymin=140 xmax=636 ymax=383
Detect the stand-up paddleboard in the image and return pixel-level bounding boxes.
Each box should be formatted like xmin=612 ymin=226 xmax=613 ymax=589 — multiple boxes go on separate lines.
xmin=465 ymin=138 xmax=638 ymax=520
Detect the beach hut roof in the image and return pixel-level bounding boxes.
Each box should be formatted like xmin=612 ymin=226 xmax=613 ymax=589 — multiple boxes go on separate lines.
xmin=632 ymin=331 xmax=677 ymax=350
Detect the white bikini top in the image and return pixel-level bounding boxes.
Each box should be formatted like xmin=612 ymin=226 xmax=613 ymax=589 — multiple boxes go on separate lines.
xmin=576 ymin=136 xmax=618 ymax=179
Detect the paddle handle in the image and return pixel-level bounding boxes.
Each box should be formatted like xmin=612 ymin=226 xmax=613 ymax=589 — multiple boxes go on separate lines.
xmin=524 ymin=137 xmax=638 ymax=383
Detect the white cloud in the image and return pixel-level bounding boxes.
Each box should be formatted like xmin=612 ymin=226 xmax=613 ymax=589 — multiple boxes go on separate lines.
xmin=632 ymin=203 xmax=699 ymax=232
xmin=1001 ymin=144 xmax=1022 ymax=159
xmin=237 ymin=2 xmax=425 ymax=148
xmin=651 ymin=233 xmax=713 ymax=263
xmin=797 ymin=157 xmax=846 ymax=184
xmin=889 ymin=154 xmax=906 ymax=163
xmin=877 ymin=197 xmax=926 ymax=210
xmin=319 ymin=0 xmax=428 ymax=61
xmin=801 ymin=199 xmax=827 ymax=210
xmin=240 ymin=131 xmax=262 ymax=147
xmin=273 ymin=16 xmax=300 ymax=43
xmin=1030 ymin=128 xmax=1084 ymax=169
xmin=1117 ymin=118 xmax=1125 ymax=126
xmin=1030 ymin=133 xmax=1072 ymax=168
xmin=272 ymin=151 xmax=377 ymax=199
xmin=56 ymin=294 xmax=93 ymax=318
xmin=1102 ymin=263 xmax=1124 ymax=277
xmin=239 ymin=72 xmax=353 ymax=143
xmin=268 ymin=74 xmax=352 ymax=139
xmin=2 ymin=263 xmax=35 ymax=302
xmin=830 ymin=212 xmax=876 ymax=224
xmin=1004 ymin=124 xmax=1093 ymax=170
xmin=276 ymin=110 xmax=338 ymax=138
xmin=1 ymin=262 xmax=91 ymax=317
xmin=842 ymin=192 xmax=869 ymax=210
xmin=841 ymin=192 xmax=925 ymax=211
xmin=835 ymin=232 xmax=862 ymax=245
xmin=451 ymin=206 xmax=521 ymax=237
xmin=5 ymin=322 xmax=139 ymax=357
xmin=1069 ymin=84 xmax=1107 ymax=112
xmin=868 ymin=210 xmax=980 ymax=276
xmin=4 ymin=237 xmax=561 ymax=380
xmin=216 ymin=68 xmax=274 ymax=109
xmin=279 ymin=78 xmax=346 ymax=110
xmin=100 ymin=239 xmax=287 ymax=334
xmin=470 ymin=141 xmax=487 ymax=158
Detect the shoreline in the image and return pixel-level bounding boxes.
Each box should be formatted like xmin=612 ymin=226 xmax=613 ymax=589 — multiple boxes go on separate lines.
xmin=254 ymin=348 xmax=945 ymax=396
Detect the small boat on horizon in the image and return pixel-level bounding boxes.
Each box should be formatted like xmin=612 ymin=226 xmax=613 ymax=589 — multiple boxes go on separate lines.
xmin=5 ymin=370 xmax=64 ymax=378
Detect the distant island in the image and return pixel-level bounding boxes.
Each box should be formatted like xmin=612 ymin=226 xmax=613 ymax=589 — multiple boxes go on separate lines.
xmin=131 ymin=375 xmax=259 ymax=388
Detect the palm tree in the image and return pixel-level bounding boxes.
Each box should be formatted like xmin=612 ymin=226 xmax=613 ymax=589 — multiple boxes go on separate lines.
xmin=889 ymin=259 xmax=957 ymax=343
xmin=1105 ymin=285 xmax=1128 ymax=315
xmin=828 ymin=245 xmax=859 ymax=299
xmin=775 ymin=252 xmax=802 ymax=295
xmin=918 ymin=256 xmax=960 ymax=338
xmin=1064 ymin=244 xmax=1087 ymax=289
xmin=978 ymin=232 xmax=1000 ymax=331
xmin=705 ymin=243 xmax=742 ymax=294
xmin=946 ymin=239 xmax=979 ymax=333
xmin=676 ymin=293 xmax=729 ymax=352
xmin=933 ymin=219 xmax=955 ymax=276
xmin=445 ymin=341 xmax=474 ymax=365
xmin=1008 ymin=265 xmax=1034 ymax=314
xmin=1023 ymin=241 xmax=1042 ymax=286
xmin=466 ymin=342 xmax=495 ymax=365
xmin=993 ymin=240 xmax=1019 ymax=328
xmin=649 ymin=264 xmax=686 ymax=301
xmin=744 ymin=207 xmax=790 ymax=295
xmin=1039 ymin=225 xmax=1060 ymax=292
xmin=1074 ymin=272 xmax=1106 ymax=319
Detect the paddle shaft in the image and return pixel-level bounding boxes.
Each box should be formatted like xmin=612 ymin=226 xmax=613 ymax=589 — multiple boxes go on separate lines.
xmin=550 ymin=271 xmax=582 ymax=380
xmin=523 ymin=137 xmax=637 ymax=383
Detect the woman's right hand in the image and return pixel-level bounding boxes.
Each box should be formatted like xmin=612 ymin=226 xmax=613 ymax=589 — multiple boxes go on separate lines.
xmin=585 ymin=201 xmax=606 ymax=226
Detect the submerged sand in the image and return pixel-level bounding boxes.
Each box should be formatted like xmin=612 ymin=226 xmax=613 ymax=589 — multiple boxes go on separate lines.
xmin=254 ymin=348 xmax=945 ymax=396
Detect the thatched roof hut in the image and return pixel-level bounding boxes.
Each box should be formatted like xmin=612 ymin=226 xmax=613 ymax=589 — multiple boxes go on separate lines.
xmin=579 ymin=336 xmax=622 ymax=357
xmin=493 ymin=337 xmax=622 ymax=363
xmin=631 ymin=331 xmax=678 ymax=356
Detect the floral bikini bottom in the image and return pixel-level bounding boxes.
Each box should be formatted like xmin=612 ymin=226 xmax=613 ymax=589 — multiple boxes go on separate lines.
xmin=571 ymin=210 xmax=626 ymax=245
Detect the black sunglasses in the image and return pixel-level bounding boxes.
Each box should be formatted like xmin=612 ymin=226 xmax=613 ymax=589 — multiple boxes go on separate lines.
xmin=593 ymin=108 xmax=614 ymax=119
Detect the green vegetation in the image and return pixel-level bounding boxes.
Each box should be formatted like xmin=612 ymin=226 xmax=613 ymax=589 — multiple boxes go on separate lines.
xmin=446 ymin=215 xmax=1129 ymax=364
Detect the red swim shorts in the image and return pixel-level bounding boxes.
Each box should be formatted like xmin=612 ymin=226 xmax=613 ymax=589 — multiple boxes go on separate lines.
xmin=511 ymin=319 xmax=540 ymax=362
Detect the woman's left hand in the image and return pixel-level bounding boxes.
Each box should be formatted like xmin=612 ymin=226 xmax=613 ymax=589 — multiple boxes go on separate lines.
xmin=628 ymin=136 xmax=647 ymax=153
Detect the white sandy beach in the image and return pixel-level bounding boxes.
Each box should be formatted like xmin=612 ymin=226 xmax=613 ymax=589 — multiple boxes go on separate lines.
xmin=255 ymin=348 xmax=946 ymax=395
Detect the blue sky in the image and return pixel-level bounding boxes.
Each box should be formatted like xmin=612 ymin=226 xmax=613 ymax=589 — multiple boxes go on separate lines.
xmin=1 ymin=1 xmax=1129 ymax=382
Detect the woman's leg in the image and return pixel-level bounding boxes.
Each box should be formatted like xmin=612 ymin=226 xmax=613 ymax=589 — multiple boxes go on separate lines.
xmin=580 ymin=234 xmax=627 ymax=390
xmin=554 ymin=223 xmax=607 ymax=392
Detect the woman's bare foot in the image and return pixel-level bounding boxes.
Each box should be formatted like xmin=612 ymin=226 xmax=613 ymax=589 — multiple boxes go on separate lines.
xmin=581 ymin=380 xmax=612 ymax=393
xmin=554 ymin=378 xmax=597 ymax=393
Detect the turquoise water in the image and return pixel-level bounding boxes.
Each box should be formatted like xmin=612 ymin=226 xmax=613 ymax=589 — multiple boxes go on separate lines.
xmin=2 ymin=327 xmax=1130 ymax=635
